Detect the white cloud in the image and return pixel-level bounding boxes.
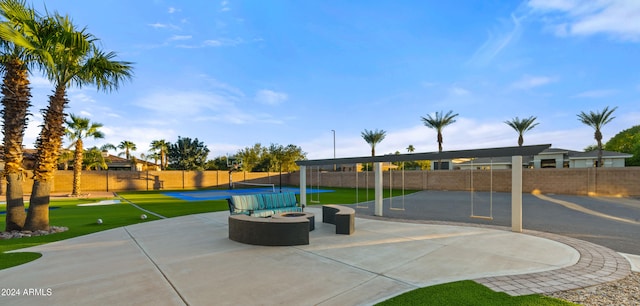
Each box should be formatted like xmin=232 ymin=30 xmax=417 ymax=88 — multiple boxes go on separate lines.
xmin=468 ymin=14 xmax=523 ymax=66
xmin=69 ymin=92 xmax=97 ymax=104
xmin=169 ymin=35 xmax=192 ymax=41
xmin=28 ymin=75 xmax=51 ymax=88
xmin=511 ymin=75 xmax=556 ymax=90
xmin=148 ymin=23 xmax=168 ymax=29
xmin=221 ymin=0 xmax=231 ymax=12
xmin=528 ymin=0 xmax=640 ymax=41
xmin=449 ymin=86 xmax=470 ymax=96
xmin=178 ymin=38 xmax=245 ymax=48
xmin=168 ymin=7 xmax=179 ymax=14
xmin=134 ymin=91 xmax=235 ymax=117
xmin=255 ymin=90 xmax=288 ymax=105
xmin=148 ymin=23 xmax=181 ymax=31
xmin=572 ymin=89 xmax=618 ymax=98
xmin=203 ymin=38 xmax=243 ymax=47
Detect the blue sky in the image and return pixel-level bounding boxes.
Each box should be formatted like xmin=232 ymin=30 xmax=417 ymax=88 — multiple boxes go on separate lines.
xmin=22 ymin=0 xmax=640 ymax=160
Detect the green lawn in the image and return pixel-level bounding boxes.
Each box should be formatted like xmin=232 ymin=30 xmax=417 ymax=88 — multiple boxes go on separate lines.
xmin=377 ymin=280 xmax=577 ymax=306
xmin=0 ymin=189 xmax=575 ymax=305
xmin=302 ymin=186 xmax=419 ymax=205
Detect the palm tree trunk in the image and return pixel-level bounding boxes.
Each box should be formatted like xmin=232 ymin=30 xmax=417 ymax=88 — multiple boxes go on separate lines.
xmin=597 ymin=140 xmax=604 ymax=167
xmin=2 ymin=58 xmax=31 ymax=231
xmin=25 ymin=85 xmax=68 ymax=231
xmin=596 ymin=130 xmax=603 ymax=167
xmin=24 ymin=180 xmax=51 ymax=231
xmin=5 ymin=173 xmax=26 ymax=231
xmin=160 ymin=150 xmax=166 ymax=170
xmin=72 ymin=140 xmax=83 ymax=195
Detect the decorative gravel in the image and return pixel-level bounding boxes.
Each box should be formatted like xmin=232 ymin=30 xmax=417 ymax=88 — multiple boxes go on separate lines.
xmin=547 ymin=272 xmax=640 ymax=306
xmin=0 ymin=226 xmax=68 ymax=239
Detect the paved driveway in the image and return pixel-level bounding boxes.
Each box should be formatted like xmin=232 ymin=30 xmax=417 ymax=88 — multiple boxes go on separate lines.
xmin=347 ymin=191 xmax=640 ymax=254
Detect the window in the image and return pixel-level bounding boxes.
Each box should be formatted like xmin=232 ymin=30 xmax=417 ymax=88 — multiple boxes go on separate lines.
xmin=541 ymin=159 xmax=556 ymax=168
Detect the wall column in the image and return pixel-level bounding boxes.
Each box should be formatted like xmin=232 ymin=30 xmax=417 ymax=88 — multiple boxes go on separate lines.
xmin=511 ymin=156 xmax=523 ymax=233
xmin=374 ymin=162 xmax=383 ymax=216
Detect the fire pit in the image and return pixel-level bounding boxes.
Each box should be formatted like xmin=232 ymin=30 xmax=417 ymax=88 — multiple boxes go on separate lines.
xmin=273 ymin=212 xmax=315 ymax=231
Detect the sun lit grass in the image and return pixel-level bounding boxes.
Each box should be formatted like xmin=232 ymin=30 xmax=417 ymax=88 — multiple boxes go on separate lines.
xmin=377 ymin=280 xmax=577 ymax=306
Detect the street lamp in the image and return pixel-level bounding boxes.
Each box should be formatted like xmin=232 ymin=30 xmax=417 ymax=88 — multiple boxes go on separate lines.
xmin=332 ymin=129 xmax=336 ymax=171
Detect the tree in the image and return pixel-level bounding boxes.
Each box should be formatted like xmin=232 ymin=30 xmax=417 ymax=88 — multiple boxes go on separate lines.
xmin=83 ymin=146 xmax=108 ymax=170
xmin=24 ymin=13 xmax=133 ymax=231
xmin=236 ymin=143 xmax=268 ymax=172
xmin=604 ymin=125 xmax=640 ymax=166
xmin=504 ymin=116 xmax=539 ymax=146
xmin=406 ymin=145 xmax=415 ymax=153
xmin=583 ymin=144 xmax=599 ymax=152
xmin=168 ymin=136 xmax=209 ymax=170
xmin=100 ymin=143 xmax=116 ymax=152
xmin=361 ymin=129 xmax=386 ymax=156
xmin=266 ymin=143 xmax=306 ymax=172
xmin=57 ymin=149 xmax=73 ymax=170
xmin=150 ymin=139 xmax=169 ymax=170
xmin=205 ymin=156 xmax=230 ymax=170
xmin=65 ymin=114 xmax=104 ymax=195
xmin=117 ymin=140 xmax=137 ymax=160
xmin=0 ymin=0 xmax=36 ymax=231
xmin=421 ymin=110 xmax=458 ymax=152
xmin=577 ymin=106 xmax=617 ymax=168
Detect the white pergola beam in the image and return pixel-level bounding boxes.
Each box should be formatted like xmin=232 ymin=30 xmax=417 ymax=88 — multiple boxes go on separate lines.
xmin=374 ymin=162 xmax=383 ymax=216
xmin=511 ymin=156 xmax=523 ymax=233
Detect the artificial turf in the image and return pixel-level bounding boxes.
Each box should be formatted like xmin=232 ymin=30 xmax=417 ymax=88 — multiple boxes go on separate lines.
xmin=376 ymin=280 xmax=577 ymax=306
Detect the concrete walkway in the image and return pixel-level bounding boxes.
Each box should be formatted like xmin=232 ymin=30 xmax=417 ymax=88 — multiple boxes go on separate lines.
xmin=0 ymin=207 xmax=633 ymax=305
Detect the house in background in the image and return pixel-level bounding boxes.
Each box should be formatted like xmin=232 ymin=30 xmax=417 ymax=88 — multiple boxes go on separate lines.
xmin=456 ymin=148 xmax=633 ymax=170
xmin=0 ymin=147 xmax=159 ymax=172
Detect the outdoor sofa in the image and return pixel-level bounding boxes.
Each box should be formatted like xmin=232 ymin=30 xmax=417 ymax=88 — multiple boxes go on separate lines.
xmin=227 ymin=192 xmax=303 ymax=217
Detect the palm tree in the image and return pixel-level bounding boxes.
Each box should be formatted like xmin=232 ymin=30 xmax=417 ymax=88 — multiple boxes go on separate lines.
xmin=0 ymin=0 xmax=50 ymax=231
xmin=150 ymin=139 xmax=169 ymax=170
xmin=23 ymin=13 xmax=133 ymax=231
xmin=65 ymin=114 xmax=104 ymax=196
xmin=504 ymin=116 xmax=539 ymax=146
xmin=406 ymin=145 xmax=415 ymax=153
xmin=118 ymin=140 xmax=137 ymax=160
xmin=146 ymin=151 xmax=161 ymax=168
xmin=83 ymin=146 xmax=108 ymax=170
xmin=578 ymin=106 xmax=617 ymax=168
xmin=421 ymin=110 xmax=458 ymax=152
xmin=361 ymin=129 xmax=386 ymax=156
xmin=57 ymin=149 xmax=73 ymax=170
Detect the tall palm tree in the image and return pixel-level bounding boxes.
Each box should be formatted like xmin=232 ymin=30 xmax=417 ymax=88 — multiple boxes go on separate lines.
xmin=118 ymin=140 xmax=137 ymax=160
xmin=0 ymin=0 xmax=51 ymax=231
xmin=504 ymin=116 xmax=539 ymax=146
xmin=150 ymin=139 xmax=169 ymax=170
xmin=421 ymin=110 xmax=458 ymax=152
xmin=65 ymin=114 xmax=104 ymax=196
xmin=406 ymin=145 xmax=415 ymax=153
xmin=361 ymin=129 xmax=386 ymax=156
xmin=23 ymin=13 xmax=133 ymax=231
xmin=578 ymin=106 xmax=617 ymax=168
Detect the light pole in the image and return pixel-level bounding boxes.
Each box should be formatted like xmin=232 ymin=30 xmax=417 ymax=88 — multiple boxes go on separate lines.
xmin=332 ymin=129 xmax=336 ymax=171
